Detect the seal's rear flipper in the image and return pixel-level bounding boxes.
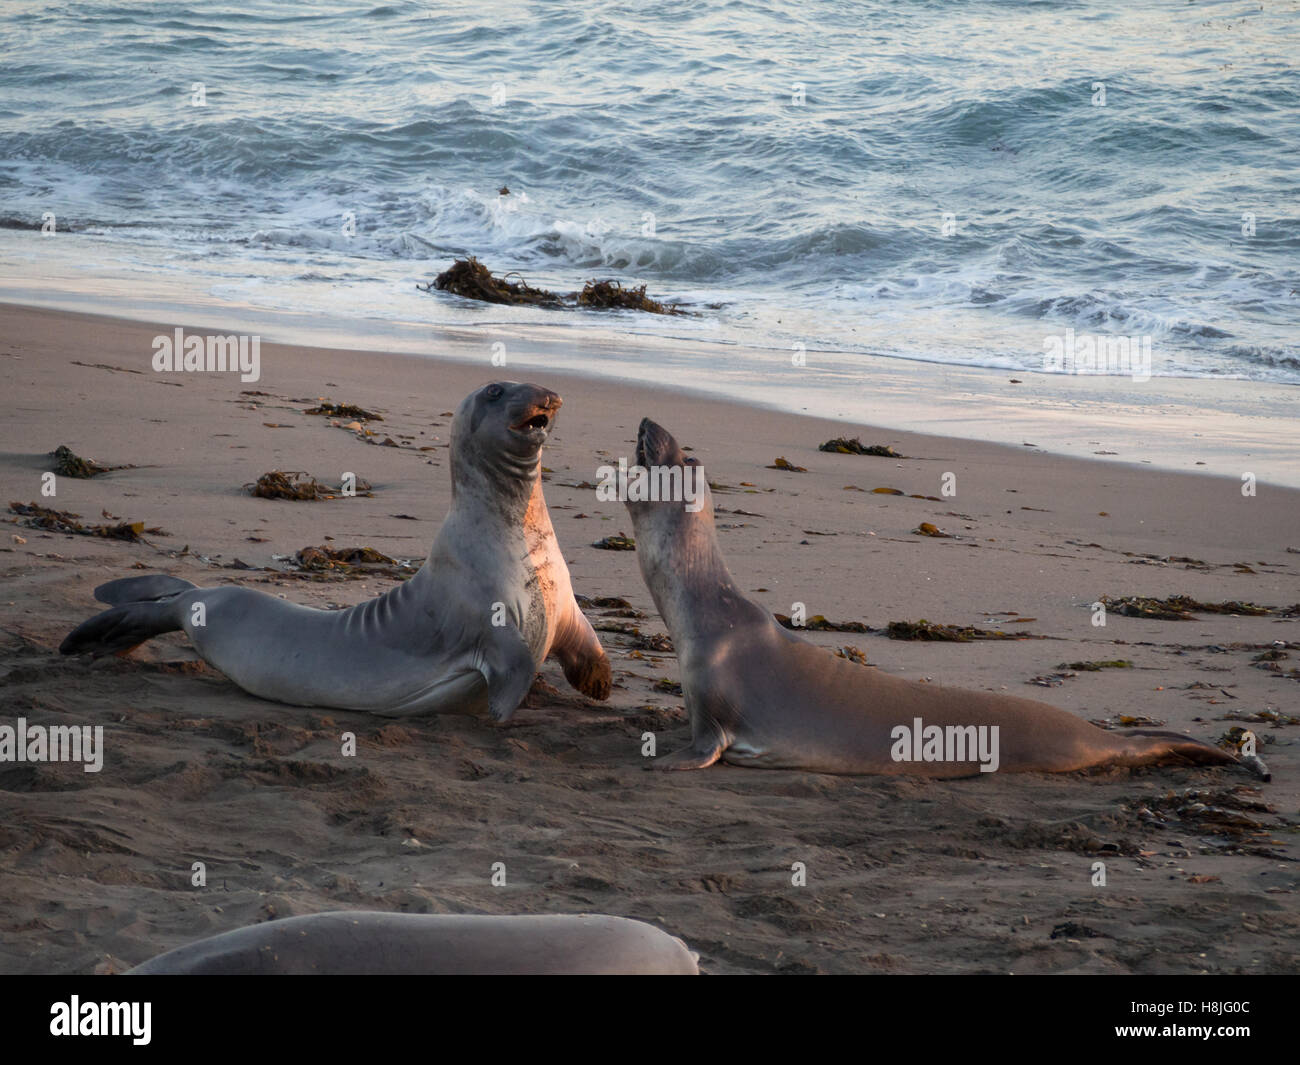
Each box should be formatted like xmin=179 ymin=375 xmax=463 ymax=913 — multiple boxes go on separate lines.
xmin=60 ymin=600 xmax=185 ymax=658
xmin=94 ymin=574 xmax=196 ymax=605
xmin=1122 ymin=729 xmax=1267 ymax=780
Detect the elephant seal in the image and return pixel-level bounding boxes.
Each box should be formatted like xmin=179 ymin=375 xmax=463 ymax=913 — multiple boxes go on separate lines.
xmin=624 ymin=418 xmax=1264 ymax=778
xmin=61 ymin=382 xmax=611 ymax=720
xmin=126 ymin=912 xmax=699 ymax=975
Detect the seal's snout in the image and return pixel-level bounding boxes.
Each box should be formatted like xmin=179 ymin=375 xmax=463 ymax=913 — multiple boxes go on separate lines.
xmin=636 ymin=417 xmax=677 ymax=468
xmin=508 ymin=385 xmax=562 ymax=439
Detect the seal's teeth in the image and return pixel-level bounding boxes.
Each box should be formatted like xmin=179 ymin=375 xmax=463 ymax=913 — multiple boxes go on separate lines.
xmin=512 ymin=410 xmax=551 ymax=432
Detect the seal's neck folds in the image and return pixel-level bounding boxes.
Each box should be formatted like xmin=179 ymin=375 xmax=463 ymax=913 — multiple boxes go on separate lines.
xmin=450 ymin=447 xmax=540 ymax=514
xmin=639 ymin=517 xmax=746 ymax=642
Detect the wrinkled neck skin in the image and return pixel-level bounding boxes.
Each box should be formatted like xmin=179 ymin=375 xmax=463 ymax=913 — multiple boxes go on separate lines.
xmin=637 ymin=510 xmax=750 ymax=647
xmin=449 ymin=436 xmax=540 ymax=522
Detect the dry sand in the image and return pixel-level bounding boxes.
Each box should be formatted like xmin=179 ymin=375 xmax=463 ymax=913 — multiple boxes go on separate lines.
xmin=0 ymin=303 xmax=1296 ymax=975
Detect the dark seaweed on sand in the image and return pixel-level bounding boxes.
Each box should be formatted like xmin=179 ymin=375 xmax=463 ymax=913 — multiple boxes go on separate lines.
xmin=818 ymin=438 xmax=903 ymax=458
xmin=766 ymin=457 xmax=807 ymax=472
xmin=294 ymin=544 xmax=416 ymax=579
xmin=296 ymin=545 xmax=396 ymax=569
xmin=774 ymin=614 xmax=873 ymax=633
xmin=8 ymin=501 xmax=162 ymax=542
xmin=592 ymin=534 xmax=636 ymax=551
xmin=303 ymin=401 xmax=383 ymax=421
xmin=1101 ymin=594 xmax=1275 ymax=620
xmin=50 ymin=444 xmax=132 ymax=478
xmin=887 ymin=619 xmax=1045 ymax=641
xmin=51 ymin=445 xmax=107 ymax=478
xmin=245 ymin=471 xmax=374 ymax=501
xmin=1127 ymin=786 xmax=1282 ymax=852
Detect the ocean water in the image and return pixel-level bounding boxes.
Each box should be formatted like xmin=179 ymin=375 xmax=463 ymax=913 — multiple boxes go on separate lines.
xmin=1 ymin=0 xmax=1298 ymax=383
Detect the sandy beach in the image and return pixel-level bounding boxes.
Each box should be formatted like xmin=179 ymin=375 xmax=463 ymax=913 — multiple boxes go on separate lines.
xmin=0 ymin=302 xmax=1296 ymax=975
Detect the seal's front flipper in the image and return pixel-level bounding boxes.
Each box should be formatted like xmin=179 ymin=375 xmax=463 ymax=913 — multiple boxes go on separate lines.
xmin=94 ymin=575 xmax=196 ymax=605
xmin=482 ymin=626 xmax=537 ymax=723
xmin=551 ymin=605 xmax=612 ymax=701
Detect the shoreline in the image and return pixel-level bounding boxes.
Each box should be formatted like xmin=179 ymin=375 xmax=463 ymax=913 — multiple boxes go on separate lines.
xmin=2 ymin=273 xmax=1298 ymax=488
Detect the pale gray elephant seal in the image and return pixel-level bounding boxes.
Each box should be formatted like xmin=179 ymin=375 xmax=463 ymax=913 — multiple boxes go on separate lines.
xmin=127 ymin=912 xmax=698 ymax=975
xmin=624 ymin=418 xmax=1264 ymax=778
xmin=61 ymin=382 xmax=611 ymax=720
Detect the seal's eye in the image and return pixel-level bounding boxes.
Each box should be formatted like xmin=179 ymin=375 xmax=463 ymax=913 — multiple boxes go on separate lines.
xmin=485 ymin=384 xmax=504 ymax=401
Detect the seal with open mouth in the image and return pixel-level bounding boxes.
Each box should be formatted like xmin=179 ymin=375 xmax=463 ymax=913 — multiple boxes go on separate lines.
xmin=623 ymin=418 xmax=1261 ymax=778
xmin=61 ymin=382 xmax=611 ymax=720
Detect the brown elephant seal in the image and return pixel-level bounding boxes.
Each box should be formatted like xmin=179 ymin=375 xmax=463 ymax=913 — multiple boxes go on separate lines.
xmin=60 ymin=382 xmax=611 ymax=721
xmin=126 ymin=912 xmax=699 ymax=975
xmin=624 ymin=418 xmax=1264 ymax=778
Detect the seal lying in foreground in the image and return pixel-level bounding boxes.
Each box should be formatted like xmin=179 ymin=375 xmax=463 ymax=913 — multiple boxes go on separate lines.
xmin=61 ymin=382 xmax=611 ymax=720
xmin=127 ymin=912 xmax=699 ymax=975
xmin=625 ymin=418 xmax=1264 ymax=778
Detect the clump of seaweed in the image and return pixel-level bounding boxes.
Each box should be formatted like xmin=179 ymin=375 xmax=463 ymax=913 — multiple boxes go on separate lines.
xmin=913 ymin=522 xmax=952 ymax=538
xmin=766 ymin=457 xmax=807 ymax=472
xmin=421 ymin=257 xmax=685 ymax=315
xmin=1126 ymin=787 xmax=1283 ymax=855
xmin=1089 ymin=714 xmax=1165 ymax=729
xmin=1218 ymin=725 xmax=1273 ymax=751
xmin=633 ymin=632 xmax=674 ymax=653
xmin=775 ymin=614 xmax=872 ymax=633
xmin=819 ymin=438 xmax=902 ymax=457
xmin=51 ymin=445 xmax=118 ymax=478
xmin=1214 ymin=708 xmax=1300 ymax=726
xmin=653 ymin=678 xmax=683 ymax=696
xmin=578 ymin=279 xmax=682 ymax=315
xmin=245 ymin=471 xmax=373 ymax=501
xmin=592 ymin=534 xmax=636 ymax=551
xmin=303 ymin=401 xmax=383 ymax=421
xmin=8 ymin=501 xmax=162 ymax=542
xmin=426 ymin=256 xmax=564 ymax=307
xmin=1100 ymin=594 xmax=1274 ymax=620
xmin=296 ymin=545 xmax=395 ymax=569
xmin=293 ymin=544 xmax=415 ymax=579
xmin=886 ymin=619 xmax=1044 ymax=641
xmin=1059 ymin=659 xmax=1134 ymax=671
xmin=835 ymin=645 xmax=872 ymax=666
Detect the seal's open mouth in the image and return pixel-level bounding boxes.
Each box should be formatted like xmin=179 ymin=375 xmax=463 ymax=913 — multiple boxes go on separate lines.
xmin=512 ymin=411 xmax=552 ymax=432
xmin=512 ymin=413 xmax=548 ymax=434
